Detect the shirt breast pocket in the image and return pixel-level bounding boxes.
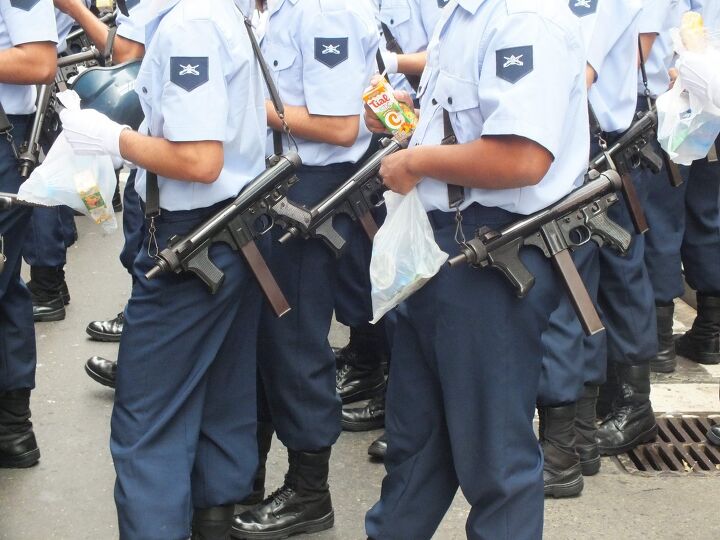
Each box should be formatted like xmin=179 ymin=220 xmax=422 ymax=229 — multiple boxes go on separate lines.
xmin=264 ymin=42 xmax=299 ymax=80
xmin=432 ymin=71 xmax=483 ymax=141
xmin=381 ymin=3 xmax=411 ymax=31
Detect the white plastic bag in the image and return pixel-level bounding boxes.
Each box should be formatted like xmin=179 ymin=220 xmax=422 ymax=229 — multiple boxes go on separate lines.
xmin=17 ymin=91 xmax=118 ymax=233
xmin=656 ymin=82 xmax=720 ymax=166
xmin=369 ymin=188 xmax=448 ymax=323
xmin=656 ymin=23 xmax=720 ymax=165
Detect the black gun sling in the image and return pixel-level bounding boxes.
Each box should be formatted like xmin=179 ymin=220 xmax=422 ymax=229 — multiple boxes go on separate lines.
xmin=380 ymin=22 xmax=420 ymax=92
xmin=442 ymin=108 xmax=465 ymax=209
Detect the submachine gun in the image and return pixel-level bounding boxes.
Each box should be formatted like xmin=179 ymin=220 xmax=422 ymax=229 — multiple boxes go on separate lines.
xmin=448 ymin=169 xmax=635 ymax=337
xmin=272 ymin=135 xmax=408 ymax=254
xmin=144 ymin=153 xmax=303 ymax=318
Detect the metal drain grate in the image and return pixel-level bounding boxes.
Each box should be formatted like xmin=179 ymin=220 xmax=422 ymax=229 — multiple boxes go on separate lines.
xmin=616 ymin=415 xmax=720 ymax=476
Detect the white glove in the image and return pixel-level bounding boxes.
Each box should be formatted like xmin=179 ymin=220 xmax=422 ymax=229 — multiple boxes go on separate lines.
xmin=678 ymin=51 xmax=720 ymax=110
xmin=59 ymin=108 xmax=129 ymax=160
xmin=380 ymin=49 xmax=399 ymax=75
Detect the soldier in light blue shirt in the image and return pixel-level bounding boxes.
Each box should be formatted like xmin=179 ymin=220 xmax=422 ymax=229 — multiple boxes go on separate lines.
xmin=231 ymin=1 xmax=379 ymax=538
xmin=537 ymin=0 xmax=643 ymax=499
xmin=61 ymin=0 xmax=269 ymax=537
xmin=0 ymin=0 xmax=57 ymax=470
xmin=643 ymin=0 xmax=720 ymax=398
xmin=336 ymin=0 xmax=452 ymax=461
xmin=52 ymin=0 xmax=149 ymax=383
xmin=21 ymin=1 xmax=95 ymax=325
xmin=363 ymin=0 xmax=587 ymax=538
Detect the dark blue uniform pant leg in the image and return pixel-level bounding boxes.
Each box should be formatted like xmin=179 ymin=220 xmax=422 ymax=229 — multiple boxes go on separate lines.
xmin=682 ymin=148 xmax=720 ymax=294
xmin=111 ymin=205 xmax=263 ymax=540
xmin=334 ymin=224 xmax=373 ymax=327
xmin=366 ymin=206 xmax=559 ymax=540
xmin=257 ymin=164 xmax=357 ymax=451
xmin=0 ymin=116 xmax=37 ymax=392
xmin=643 ymin=159 xmax=689 ymax=303
xmin=22 ymin=205 xmax=76 ymax=267
xmin=119 ymin=169 xmax=145 ymax=276
xmin=596 ymin=168 xmax=658 ymax=366
xmin=538 ymin=243 xmax=605 ymax=405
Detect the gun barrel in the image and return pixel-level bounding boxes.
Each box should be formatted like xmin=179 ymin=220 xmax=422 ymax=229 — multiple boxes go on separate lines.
xmin=58 ymin=48 xmax=101 ymax=68
xmin=448 ymin=253 xmax=468 ymax=267
xmin=145 ymin=266 xmax=162 ymax=280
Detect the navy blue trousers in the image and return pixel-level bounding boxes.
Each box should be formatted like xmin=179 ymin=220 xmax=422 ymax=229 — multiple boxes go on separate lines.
xmin=119 ymin=169 xmax=144 ymax=276
xmin=0 ymin=116 xmax=37 ymax=392
xmin=111 ymin=201 xmax=264 ymax=539
xmin=366 ymin=204 xmax=560 ymax=540
xmin=23 ymin=205 xmax=76 ymax=267
xmin=537 ymin=243 xmax=605 ymax=405
xmin=644 ymin=139 xmax=720 ymax=299
xmin=257 ymin=163 xmax=358 ymax=451
xmin=683 ymin=148 xmax=720 ymax=294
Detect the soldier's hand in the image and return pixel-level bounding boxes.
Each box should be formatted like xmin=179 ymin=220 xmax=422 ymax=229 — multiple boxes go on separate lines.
xmin=379 ymin=148 xmax=421 ymax=195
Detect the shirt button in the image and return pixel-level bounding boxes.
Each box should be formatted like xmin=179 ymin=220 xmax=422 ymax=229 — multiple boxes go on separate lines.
xmin=431 ymin=98 xmax=437 ymax=105
xmin=142 ymin=87 xmax=148 ymax=94
xmin=390 ymin=18 xmax=394 ymax=24
xmin=273 ymin=60 xmax=278 ymax=67
xmin=448 ymin=97 xmax=453 ymax=105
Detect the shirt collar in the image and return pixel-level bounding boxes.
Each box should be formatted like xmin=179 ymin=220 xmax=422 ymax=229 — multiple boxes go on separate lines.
xmin=456 ymin=0 xmax=486 ymax=15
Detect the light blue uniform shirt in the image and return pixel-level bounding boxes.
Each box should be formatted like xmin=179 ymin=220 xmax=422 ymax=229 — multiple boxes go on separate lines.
xmin=377 ymin=0 xmax=447 ymax=94
xmin=571 ymin=0 xmax=642 ymax=133
xmin=116 ymin=0 xmax=149 ymax=45
xmin=637 ymin=0 xmax=683 ymax=98
xmin=0 ymin=0 xmax=58 ymax=114
xmin=261 ymin=0 xmax=379 ymax=166
xmin=132 ymin=0 xmax=266 ymax=211
xmin=412 ymin=0 xmax=589 ymax=215
xmin=55 ymin=0 xmax=92 ymax=53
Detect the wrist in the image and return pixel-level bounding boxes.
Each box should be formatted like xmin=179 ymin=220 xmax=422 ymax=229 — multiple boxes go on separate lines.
xmin=383 ymin=51 xmax=399 ymax=75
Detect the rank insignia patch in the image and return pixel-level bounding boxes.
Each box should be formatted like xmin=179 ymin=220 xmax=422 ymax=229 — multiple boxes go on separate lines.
xmin=496 ymin=46 xmax=533 ymax=84
xmin=170 ymin=57 xmax=209 ymax=92
xmin=314 ymin=38 xmax=349 ymax=69
xmin=569 ymin=0 xmax=599 ymax=16
xmin=10 ymin=0 xmax=41 ymax=11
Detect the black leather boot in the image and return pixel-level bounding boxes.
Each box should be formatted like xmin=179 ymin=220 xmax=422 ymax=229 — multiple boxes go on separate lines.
xmin=367 ymin=432 xmax=386 ymax=461
xmin=86 ymin=311 xmax=125 ymax=342
xmin=341 ymin=393 xmax=385 ymax=432
xmin=596 ymin=363 xmax=658 ymax=456
xmin=85 ymin=356 xmax=117 ymax=388
xmin=596 ymin=363 xmax=618 ymax=420
xmin=232 ymin=448 xmax=334 ymax=539
xmin=651 ymin=302 xmax=677 ymax=373
xmin=238 ymin=422 xmax=274 ymax=506
xmin=336 ymin=364 xmax=385 ymax=405
xmin=335 ymin=322 xmax=389 ymax=388
xmin=676 ymin=293 xmax=720 ymax=365
xmin=575 ymin=385 xmax=600 ymax=476
xmin=28 ymin=266 xmax=67 ymax=322
xmin=191 ymin=505 xmax=235 ymax=540
xmin=0 ymin=389 xmax=40 ymax=468
xmin=539 ymin=404 xmax=583 ymax=498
